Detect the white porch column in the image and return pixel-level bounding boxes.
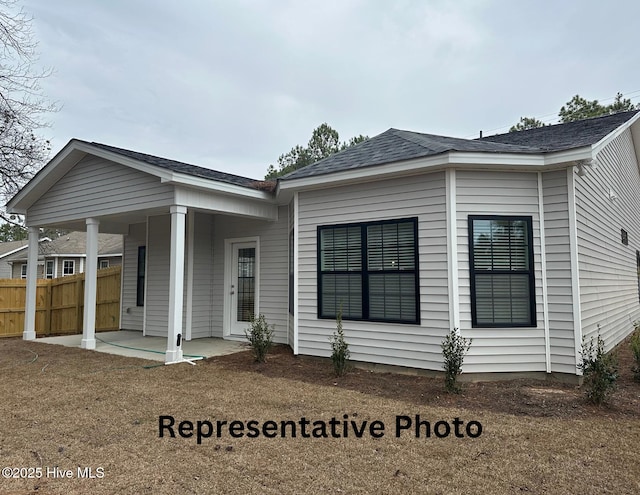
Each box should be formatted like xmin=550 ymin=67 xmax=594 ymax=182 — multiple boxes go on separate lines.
xmin=23 ymin=226 xmax=39 ymax=340
xmin=166 ymin=206 xmax=187 ymax=363
xmin=81 ymin=218 xmax=99 ymax=350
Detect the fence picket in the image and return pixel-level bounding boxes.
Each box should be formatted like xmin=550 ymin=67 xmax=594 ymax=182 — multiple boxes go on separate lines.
xmin=0 ymin=265 xmax=121 ymax=338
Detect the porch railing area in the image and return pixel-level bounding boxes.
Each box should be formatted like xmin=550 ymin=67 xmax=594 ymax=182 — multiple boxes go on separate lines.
xmin=0 ymin=265 xmax=121 ymax=338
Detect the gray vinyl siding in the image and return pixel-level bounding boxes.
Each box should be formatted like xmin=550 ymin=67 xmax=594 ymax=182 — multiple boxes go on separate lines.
xmin=11 ymin=262 xmax=43 ymax=279
xmin=190 ymin=212 xmax=214 ymax=339
xmin=121 ymin=223 xmax=146 ymax=331
xmin=211 ymin=207 xmax=289 ymax=343
xmin=542 ymin=170 xmax=576 ymax=374
xmin=574 ymin=129 xmax=640 ymax=350
xmin=296 ymin=171 xmax=448 ymax=370
xmin=456 ymin=170 xmax=546 ymax=373
xmin=145 ymin=215 xmax=171 ymax=337
xmin=0 ymin=261 xmax=11 ymax=279
xmin=98 ymin=257 xmax=122 ymax=269
xmin=27 ymin=155 xmax=174 ymax=226
xmin=56 ymin=257 xmax=81 ymax=277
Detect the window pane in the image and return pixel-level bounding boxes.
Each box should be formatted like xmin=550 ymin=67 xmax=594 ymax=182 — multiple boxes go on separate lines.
xmin=237 ymin=248 xmax=255 ymax=322
xmin=320 ymin=227 xmax=361 ymax=271
xmin=368 ymin=273 xmax=416 ymax=321
xmin=475 ymin=274 xmax=531 ymax=325
xmin=473 ymin=218 xmax=529 ymax=271
xmin=367 ymin=221 xmax=415 ymax=271
xmin=321 ymin=273 xmax=362 ymax=319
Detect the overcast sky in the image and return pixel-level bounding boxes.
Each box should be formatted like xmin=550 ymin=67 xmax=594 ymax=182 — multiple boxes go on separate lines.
xmin=21 ymin=0 xmax=640 ymax=180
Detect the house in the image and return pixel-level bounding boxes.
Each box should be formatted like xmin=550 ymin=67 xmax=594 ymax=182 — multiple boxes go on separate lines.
xmin=6 ymin=231 xmax=122 ymax=279
xmin=7 ymin=110 xmax=640 ymax=377
xmin=0 ymin=239 xmax=29 ymax=279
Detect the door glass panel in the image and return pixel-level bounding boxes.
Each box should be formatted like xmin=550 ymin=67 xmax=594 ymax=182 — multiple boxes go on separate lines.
xmin=237 ymin=247 xmax=255 ymax=322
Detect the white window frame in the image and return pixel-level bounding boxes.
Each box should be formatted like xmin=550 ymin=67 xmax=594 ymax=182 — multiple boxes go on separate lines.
xmin=20 ymin=263 xmax=27 ymax=279
xmin=45 ymin=260 xmax=54 ymax=279
xmin=63 ymin=259 xmax=75 ymax=276
xmin=99 ymin=259 xmax=110 ymax=269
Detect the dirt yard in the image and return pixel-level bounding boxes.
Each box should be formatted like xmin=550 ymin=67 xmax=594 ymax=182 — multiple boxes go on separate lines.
xmin=0 ymin=336 xmax=638 ymax=494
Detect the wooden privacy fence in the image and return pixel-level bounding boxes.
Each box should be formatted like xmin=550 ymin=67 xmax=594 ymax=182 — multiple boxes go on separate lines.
xmin=0 ymin=265 xmax=121 ymax=338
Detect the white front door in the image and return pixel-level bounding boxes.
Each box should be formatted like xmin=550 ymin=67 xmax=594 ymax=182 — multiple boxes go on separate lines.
xmin=225 ymin=239 xmax=259 ymax=338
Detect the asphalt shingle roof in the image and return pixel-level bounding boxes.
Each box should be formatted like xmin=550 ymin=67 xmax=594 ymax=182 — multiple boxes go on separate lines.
xmin=282 ymin=110 xmax=640 ymax=180
xmin=479 ymin=110 xmax=640 ymax=151
xmin=0 ymin=239 xmax=28 ymax=257
xmin=88 ymin=142 xmax=260 ymax=188
xmin=39 ymin=232 xmax=123 ymax=256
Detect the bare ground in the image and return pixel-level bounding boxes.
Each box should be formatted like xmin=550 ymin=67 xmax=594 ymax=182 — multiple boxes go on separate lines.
xmin=0 ymin=335 xmax=638 ymax=495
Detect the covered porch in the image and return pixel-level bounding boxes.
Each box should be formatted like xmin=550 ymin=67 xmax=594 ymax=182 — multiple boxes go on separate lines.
xmin=38 ymin=330 xmax=246 ymax=362
xmin=7 ymin=140 xmax=288 ymax=365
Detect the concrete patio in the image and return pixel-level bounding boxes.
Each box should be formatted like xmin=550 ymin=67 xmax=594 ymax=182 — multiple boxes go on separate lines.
xmin=37 ymin=330 xmax=247 ymax=362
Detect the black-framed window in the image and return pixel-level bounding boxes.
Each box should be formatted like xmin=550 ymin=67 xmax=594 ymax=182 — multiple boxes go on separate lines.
xmin=137 ymin=246 xmax=146 ymax=307
xmin=469 ymin=216 xmax=536 ymax=327
xmin=318 ymin=218 xmax=419 ymax=324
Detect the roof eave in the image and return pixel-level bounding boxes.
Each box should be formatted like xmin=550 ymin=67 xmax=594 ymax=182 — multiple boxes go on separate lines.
xmin=7 ymin=140 xmax=274 ymax=214
xmin=592 ymin=111 xmax=640 ymax=156
xmin=278 ymin=147 xmax=593 ymax=192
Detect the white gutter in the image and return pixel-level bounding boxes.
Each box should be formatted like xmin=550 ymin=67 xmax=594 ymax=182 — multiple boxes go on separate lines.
xmin=278 ymin=148 xmax=594 ymax=193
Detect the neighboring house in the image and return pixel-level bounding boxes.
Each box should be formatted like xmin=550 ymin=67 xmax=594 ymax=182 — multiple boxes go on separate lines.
xmin=0 ymin=239 xmax=29 ymax=279
xmin=8 ymin=232 xmax=122 ymax=279
xmin=7 ymin=110 xmax=640 ymax=378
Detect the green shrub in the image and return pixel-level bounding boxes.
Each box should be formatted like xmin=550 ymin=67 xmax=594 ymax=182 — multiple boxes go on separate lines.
xmin=578 ymin=333 xmax=618 ymax=405
xmin=441 ymin=328 xmax=472 ymax=393
xmin=329 ymin=308 xmax=350 ymax=377
xmin=631 ymin=326 xmax=640 ymax=382
xmin=245 ymin=314 xmax=274 ymax=363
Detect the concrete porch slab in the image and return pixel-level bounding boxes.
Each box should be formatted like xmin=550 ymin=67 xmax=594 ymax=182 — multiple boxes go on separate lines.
xmin=37 ymin=330 xmax=247 ymax=362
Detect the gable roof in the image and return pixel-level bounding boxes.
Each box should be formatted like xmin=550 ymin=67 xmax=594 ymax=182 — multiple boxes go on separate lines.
xmin=0 ymin=239 xmax=29 ymax=258
xmin=8 ymin=232 xmax=122 ymax=263
xmin=87 ymin=142 xmax=259 ymax=188
xmin=38 ymin=231 xmax=123 ymax=257
xmin=282 ymin=110 xmax=640 ymax=180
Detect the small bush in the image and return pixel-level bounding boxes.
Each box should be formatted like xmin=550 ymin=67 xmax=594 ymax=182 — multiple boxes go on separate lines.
xmin=329 ymin=308 xmax=350 ymax=377
xmin=441 ymin=328 xmax=471 ymax=393
xmin=245 ymin=314 xmax=274 ymax=363
xmin=631 ymin=325 xmax=640 ymax=382
xmin=578 ymin=333 xmax=618 ymax=405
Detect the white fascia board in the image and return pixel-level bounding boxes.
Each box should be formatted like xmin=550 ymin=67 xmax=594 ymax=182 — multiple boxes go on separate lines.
xmin=6 ymin=139 xmax=174 ymax=214
xmin=70 ymin=141 xmax=174 ymax=181
xmin=278 ymin=148 xmax=594 ymax=193
xmin=174 ymin=186 xmax=278 ymax=221
xmin=7 ymin=140 xmax=87 ymax=213
xmin=161 ymin=174 xmax=272 ymax=201
xmin=591 ymin=112 xmax=640 ymax=156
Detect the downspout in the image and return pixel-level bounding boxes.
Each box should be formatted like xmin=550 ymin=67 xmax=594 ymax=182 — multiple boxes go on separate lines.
xmin=567 ymin=167 xmax=584 ymax=375
xmin=537 ymin=172 xmax=551 ymax=373
xmin=293 ymin=192 xmax=300 ymax=355
xmin=446 ymin=169 xmax=460 ymax=331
